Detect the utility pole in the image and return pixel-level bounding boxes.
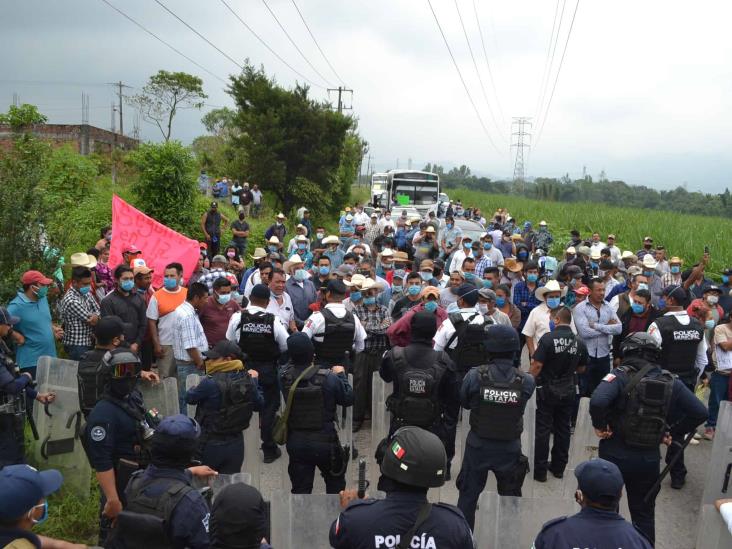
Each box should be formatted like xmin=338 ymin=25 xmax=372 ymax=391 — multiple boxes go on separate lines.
xmin=107 ymin=81 xmax=131 ymax=135
xmin=408 ymin=158 xmax=412 ymax=170
xmin=511 ymin=117 xmax=532 ymax=193
xmin=12 ymin=93 xmax=19 ymax=107
xmin=366 ymin=154 xmax=372 ymax=181
xmin=327 ymin=86 xmax=353 ymax=114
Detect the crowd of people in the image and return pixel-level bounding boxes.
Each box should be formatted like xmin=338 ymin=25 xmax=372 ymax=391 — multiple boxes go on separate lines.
xmin=1 ymin=192 xmax=731 ymax=548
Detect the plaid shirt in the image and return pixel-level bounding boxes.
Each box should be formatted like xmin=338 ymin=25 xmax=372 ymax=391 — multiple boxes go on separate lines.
xmin=474 ymin=256 xmax=492 ymax=278
xmin=354 ymin=303 xmax=391 ymax=355
xmin=172 ymin=301 xmax=209 ymax=361
xmin=60 ymin=287 xmax=100 ymax=346
xmin=512 ymin=281 xmax=542 ymax=328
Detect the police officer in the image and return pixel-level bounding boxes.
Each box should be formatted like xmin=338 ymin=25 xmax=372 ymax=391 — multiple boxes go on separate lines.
xmin=83 ymin=349 xmax=154 ymax=543
xmin=589 ymin=332 xmax=708 ymax=544
xmin=647 ymin=284 xmax=707 ymax=489
xmin=107 ymin=414 xmax=216 ymax=549
xmin=456 ymin=325 xmax=535 ymax=529
xmin=533 ymin=458 xmax=653 ymax=549
xmin=185 ymin=340 xmax=264 ymax=474
xmin=0 ymin=307 xmax=55 ymax=467
xmin=329 ymin=426 xmax=475 ymax=549
xmin=380 ymin=312 xmax=459 ymax=476
xmin=529 ymin=306 xmax=588 ymax=481
xmin=433 ymin=284 xmax=489 ymax=474
xmin=303 ymin=279 xmax=366 ymax=368
xmin=279 ymin=332 xmax=354 ymax=494
xmin=226 ymin=284 xmax=288 ymax=464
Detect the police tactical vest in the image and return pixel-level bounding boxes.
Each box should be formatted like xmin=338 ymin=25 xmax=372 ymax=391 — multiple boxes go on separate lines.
xmin=470 ymin=364 xmax=525 ymax=440
xmin=77 ymin=348 xmax=112 ymax=418
xmin=314 ymin=309 xmax=355 ymax=363
xmin=447 ymin=313 xmax=487 ymax=371
xmin=238 ymin=310 xmax=279 ymax=362
xmin=286 ymin=368 xmax=329 ymax=431
xmin=195 ymin=372 xmax=255 ymax=437
xmin=540 ymin=332 xmax=581 ymax=400
xmin=110 ymin=472 xmax=195 ymax=549
xmin=656 ymin=315 xmax=703 ymax=377
xmin=388 ymin=347 xmax=445 ymax=428
xmin=615 ymin=361 xmax=675 ymax=450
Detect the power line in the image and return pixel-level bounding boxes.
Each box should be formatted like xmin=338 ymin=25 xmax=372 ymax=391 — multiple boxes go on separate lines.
xmin=153 ymin=0 xmax=243 ymax=70
xmin=532 ymin=0 xmax=561 ymax=123
xmin=454 ymin=0 xmax=505 ymax=144
xmin=261 ymin=0 xmax=333 ymax=87
xmin=98 ymin=0 xmax=227 ymax=84
xmin=535 ymin=0 xmax=567 ymax=133
xmin=535 ymin=0 xmax=581 ymax=147
xmin=426 ymin=0 xmax=502 ymax=156
xmin=290 ymin=0 xmax=346 ymax=85
xmin=472 ymin=0 xmax=505 ymax=127
xmin=218 ymin=0 xmax=326 ymax=90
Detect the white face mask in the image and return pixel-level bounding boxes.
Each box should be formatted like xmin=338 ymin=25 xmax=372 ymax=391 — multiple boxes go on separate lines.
xmin=478 ymin=304 xmax=489 ymax=315
xmin=707 ymin=295 xmax=719 ymax=305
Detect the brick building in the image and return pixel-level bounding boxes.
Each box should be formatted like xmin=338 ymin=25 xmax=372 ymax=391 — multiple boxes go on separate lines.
xmin=0 ymin=123 xmax=138 ymax=154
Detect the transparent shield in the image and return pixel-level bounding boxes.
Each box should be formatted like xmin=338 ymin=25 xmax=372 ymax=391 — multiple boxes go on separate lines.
xmin=569 ymin=397 xmax=600 ymax=469
xmin=137 ymin=377 xmax=179 ymax=417
xmin=702 ymin=400 xmax=732 ymax=505
xmin=32 ymin=356 xmax=91 ymax=498
xmin=521 ymin=393 xmax=536 ymax=497
xmin=185 ymin=374 xmax=201 ymax=418
xmin=696 ymin=503 xmax=732 ymax=549
xmin=269 ymin=490 xmax=342 ymax=548
xmin=473 ymin=492 xmax=578 ymax=547
xmin=369 ymin=372 xmax=392 ymax=489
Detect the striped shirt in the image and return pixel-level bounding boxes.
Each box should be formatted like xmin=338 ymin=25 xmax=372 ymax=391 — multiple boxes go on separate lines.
xmin=172 ymin=301 xmax=209 ymax=362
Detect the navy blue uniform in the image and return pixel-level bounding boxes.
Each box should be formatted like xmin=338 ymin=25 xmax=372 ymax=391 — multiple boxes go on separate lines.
xmin=279 ymin=364 xmax=353 ymax=494
xmin=249 ymin=359 xmax=281 ymax=459
xmin=589 ymin=361 xmax=708 ymax=544
xmin=534 ymin=507 xmax=653 ymax=549
xmin=456 ymin=358 xmax=535 ymax=528
xmin=0 ymin=346 xmax=37 ymax=467
xmin=185 ymin=371 xmax=264 ymax=474
xmin=329 ymin=492 xmax=475 ymax=549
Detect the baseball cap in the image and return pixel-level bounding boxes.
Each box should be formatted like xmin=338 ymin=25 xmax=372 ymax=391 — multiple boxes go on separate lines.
xmin=250 ymin=284 xmax=271 ymax=300
xmin=0 ymin=465 xmax=63 ymax=520
xmin=122 ymin=244 xmax=142 ymax=254
xmin=0 ymin=307 xmax=20 ymax=326
xmin=156 ymin=414 xmax=200 ymax=440
xmin=287 ymin=332 xmax=315 ymax=365
xmin=94 ymin=315 xmax=124 ymax=341
xmin=478 ymin=287 xmax=497 ymax=301
xmin=21 ymin=270 xmax=52 ymax=286
xmin=327 ymin=279 xmax=348 ymax=295
xmin=133 ymin=264 xmax=153 ymax=276
xmin=703 ymin=284 xmax=723 ymax=295
xmin=204 ymin=340 xmax=244 ymax=360
xmin=662 ymin=284 xmax=687 ymax=303
xmin=574 ymin=458 xmax=624 ymax=502
xmin=456 ymin=284 xmax=479 ymax=306
xmin=212 ymin=254 xmax=228 ymax=263
xmin=420 ymin=286 xmax=440 ymax=300
xmin=210 ymin=201 xmax=218 ymax=208
xmin=419 ymin=259 xmax=434 ymax=271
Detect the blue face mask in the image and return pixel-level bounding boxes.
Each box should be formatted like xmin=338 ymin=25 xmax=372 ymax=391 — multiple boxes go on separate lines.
xmin=269 ymin=245 xmax=278 ymax=253
xmin=483 ymin=279 xmax=493 ymax=289
xmin=590 ymin=262 xmax=599 ymax=269
xmin=319 ymin=266 xmax=330 ymax=276
xmin=363 ymin=296 xmax=376 ymax=306
xmin=424 ymin=300 xmax=438 ymax=313
xmin=657 ymin=298 xmax=666 ymax=310
xmin=78 ymin=285 xmax=91 ymax=295
xmin=705 ymin=319 xmax=716 ymax=329
xmin=643 ymin=270 xmax=654 ymax=277
xmin=527 ymin=273 xmax=538 ymax=283
xmin=446 ymin=302 xmax=460 ymax=313
xmin=463 ymin=242 xmax=471 ymax=249
xmin=163 ymin=277 xmax=178 ymax=290
xmin=483 ymin=243 xmax=492 ymax=250
xmin=30 ymin=501 xmax=48 ymax=525
xmin=419 ymin=272 xmax=432 ymax=282
xmin=392 ymin=285 xmax=403 ymax=295
xmin=120 ymin=280 xmax=135 ymax=292
xmin=546 ymin=297 xmax=561 ymax=309
xmin=297 ymin=243 xmax=307 ymax=250
xmin=446 ymin=223 xmax=453 ymax=230
xmin=350 ymin=291 xmax=362 ymax=302
xmin=724 ymin=275 xmax=730 ymax=285
xmin=670 ymin=265 xmax=680 ymax=274
xmin=216 ymin=292 xmax=232 ymax=304
xmin=294 ymin=269 xmax=308 ymax=282
xmin=35 ymin=286 xmax=49 ymax=298
xmin=637 ymin=282 xmax=649 ymax=292
xmin=407 ymin=285 xmax=421 ymax=296
xmin=631 ymin=302 xmax=645 ymax=315
xmin=496 ymin=297 xmax=506 ymax=307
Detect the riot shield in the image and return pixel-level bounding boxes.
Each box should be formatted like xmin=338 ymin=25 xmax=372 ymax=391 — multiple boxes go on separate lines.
xmin=569 ymin=397 xmax=599 ymax=469
xmin=185 ymin=373 xmax=200 ymax=418
xmin=473 ymin=492 xmax=578 ymax=547
xmin=696 ymin=503 xmax=732 ymax=549
xmin=269 ymin=490 xmax=342 ymax=548
xmin=370 ymin=371 xmax=391 ymax=452
xmin=521 ymin=392 xmax=536 ymax=497
xmin=137 ymin=377 xmax=179 ymax=417
xmin=32 ymin=356 xmax=91 ymax=498
xmin=702 ymin=400 xmax=732 ymax=505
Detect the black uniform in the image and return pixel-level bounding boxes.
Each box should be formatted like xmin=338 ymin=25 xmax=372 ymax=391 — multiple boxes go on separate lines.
xmin=279 ymin=363 xmax=353 ymax=493
xmin=313 ymin=308 xmax=356 ymax=368
xmin=589 ymin=357 xmax=708 ymax=544
xmin=237 ymin=309 xmax=281 ymax=458
xmin=532 ymin=325 xmax=588 ymax=478
xmin=456 ymin=358 xmax=535 ymax=528
xmin=0 ymin=342 xmax=37 ymax=467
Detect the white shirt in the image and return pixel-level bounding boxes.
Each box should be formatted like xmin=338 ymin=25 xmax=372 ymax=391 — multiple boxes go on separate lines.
xmin=243 ymin=271 xmax=263 ymax=298
xmin=647 ymin=310 xmax=708 ymax=378
xmin=434 ymin=308 xmax=486 ymax=351
xmin=353 ymin=211 xmax=370 ymax=226
xmin=171 ymin=301 xmax=208 ymax=362
xmin=146 ymin=288 xmax=185 ymax=346
xmin=603 ymin=277 xmax=619 ymax=298
xmin=720 ymin=502 xmax=732 ymax=537
xmin=480 ymin=307 xmax=512 ymax=327
xmin=448 ymin=249 xmax=473 ymax=275
xmin=379 ymin=218 xmax=396 ymax=231
xmin=607 ymin=245 xmax=621 ymax=263
xmin=590 ymin=242 xmax=604 ymax=255
xmin=267 ymin=292 xmax=295 ymax=326
xmin=482 ymin=247 xmax=505 ymax=267
xmin=225 ymin=305 xmax=289 ymax=352
xmin=303 ymin=302 xmax=366 ymax=353
xmin=521 ymin=303 xmax=577 ymax=348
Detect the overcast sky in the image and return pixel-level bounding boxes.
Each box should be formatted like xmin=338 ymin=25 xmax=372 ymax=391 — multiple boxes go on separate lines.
xmin=3 ymin=0 xmax=731 ymax=191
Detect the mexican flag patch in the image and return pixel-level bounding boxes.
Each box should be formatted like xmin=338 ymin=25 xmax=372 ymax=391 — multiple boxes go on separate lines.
xmin=391 ymin=441 xmax=405 ymax=459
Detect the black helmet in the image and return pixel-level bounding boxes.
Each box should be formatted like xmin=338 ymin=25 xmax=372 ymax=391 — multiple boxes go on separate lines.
xmin=483 ymin=324 xmax=520 ymax=353
xmin=620 ymin=332 xmax=660 ymax=358
xmin=108 ymin=349 xmax=141 ymax=378
xmin=380 ymin=426 xmax=446 ymax=488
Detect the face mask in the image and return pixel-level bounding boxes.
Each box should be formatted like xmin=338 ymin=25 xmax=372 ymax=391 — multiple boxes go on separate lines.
xmin=527 ymin=273 xmax=538 ymax=283
xmin=164 ymin=278 xmax=178 ymax=290
xmin=670 ymin=266 xmax=680 ymax=274
xmin=316 ymin=232 xmax=325 ymax=240
xmin=464 ymin=272 xmax=475 ymax=282
xmin=631 ymin=302 xmax=645 ymax=315
xmin=105 ymin=233 xmax=112 ymax=241
xmin=637 ymin=282 xmax=649 ymax=292
xmin=227 ymin=251 xmax=236 ymax=258
xmin=276 ymin=222 xmax=283 ymax=227
xmin=238 ymin=214 xmax=245 ymax=220
xmin=419 ymin=272 xmax=432 ymax=282
xmin=78 ymin=285 xmax=91 ymax=295
xmin=120 ymin=280 xmax=134 ymax=292
xmin=297 ymin=243 xmax=307 ymax=251
xmin=643 ymin=271 xmax=654 ymax=278
xmin=590 ymin=262 xmax=599 ymax=269
xmin=363 ymin=296 xmax=376 ymax=306
xmin=518 ymin=252 xmax=528 ymax=261
xmin=496 ymin=297 xmax=506 ymax=307
xmin=446 ymin=302 xmax=460 ymax=313
xmin=707 ymin=295 xmax=719 ymax=305
xmin=483 ymin=279 xmax=493 ymax=289
xmin=34 ymin=286 xmax=49 ymax=298
xmin=294 ymin=269 xmax=308 ymax=282
xmin=319 ymin=266 xmax=330 ymax=276
xmin=477 ymin=303 xmax=488 ymax=315
xmin=566 ymin=255 xmax=576 ymax=262
xmin=392 ymin=285 xmax=403 ymax=295
xmin=446 ymin=223 xmax=453 ymax=230
xmin=483 ymin=243 xmax=492 ymax=250
xmin=382 ymin=263 xmax=393 ymax=271
xmin=269 ymin=245 xmax=278 ymax=252
xmin=463 ymin=242 xmax=471 ymax=249
xmin=658 ymin=298 xmax=666 ymax=310
xmin=407 ymin=285 xmax=421 ymax=296
xmin=216 ymin=292 xmax=232 ymax=304
xmin=350 ymin=291 xmax=362 ymax=302
xmin=385 ymin=215 xmax=391 ymax=220
xmin=424 ymin=301 xmax=438 ymax=313
xmin=546 ymin=297 xmax=561 ymax=309
xmin=705 ymin=319 xmax=716 ymax=329
xmin=644 ymin=244 xmax=652 ymax=249
xmin=29 ymin=501 xmax=48 ymax=525
xmin=352 ymin=239 xmax=360 ymax=245
xmin=109 ymin=376 xmax=136 ymax=398
xmin=724 ymin=275 xmax=730 ymax=285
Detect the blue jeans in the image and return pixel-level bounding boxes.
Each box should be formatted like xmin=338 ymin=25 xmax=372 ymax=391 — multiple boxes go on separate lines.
xmin=65 ymin=344 xmax=92 ymax=361
xmin=580 ymin=355 xmax=611 ymax=397
xmin=176 ymin=361 xmax=199 ymax=416
xmin=706 ymin=371 xmax=730 ymax=427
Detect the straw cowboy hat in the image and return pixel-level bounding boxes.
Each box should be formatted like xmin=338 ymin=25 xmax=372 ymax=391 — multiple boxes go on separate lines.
xmin=535 ymin=279 xmax=567 ymax=302
xmin=69 ymin=252 xmax=97 ymax=269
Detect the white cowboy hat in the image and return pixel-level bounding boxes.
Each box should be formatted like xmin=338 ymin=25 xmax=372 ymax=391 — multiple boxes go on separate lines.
xmin=642 ymin=254 xmax=658 ymax=269
xmin=283 ymin=254 xmax=305 ymax=273
xmin=267 ymin=236 xmax=280 ymax=245
xmin=70 ymin=252 xmax=97 ymax=269
xmin=535 ymin=279 xmax=566 ymax=302
xmin=322 ymin=235 xmax=340 ymax=245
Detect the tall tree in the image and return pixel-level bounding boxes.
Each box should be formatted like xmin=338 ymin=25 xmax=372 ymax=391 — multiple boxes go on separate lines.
xmin=128 ymin=70 xmax=207 ymax=142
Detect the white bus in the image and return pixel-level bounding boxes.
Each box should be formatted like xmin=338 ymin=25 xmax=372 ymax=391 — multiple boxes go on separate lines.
xmin=370 ymin=172 xmax=388 ymax=207
xmin=386 ymin=170 xmax=440 ymax=215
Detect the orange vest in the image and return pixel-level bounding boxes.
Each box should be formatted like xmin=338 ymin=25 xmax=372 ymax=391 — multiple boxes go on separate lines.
xmin=153 ymin=287 xmax=188 ymax=317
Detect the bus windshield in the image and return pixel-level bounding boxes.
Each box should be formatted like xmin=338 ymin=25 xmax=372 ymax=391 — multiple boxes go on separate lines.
xmin=394 ymin=184 xmax=438 ymax=206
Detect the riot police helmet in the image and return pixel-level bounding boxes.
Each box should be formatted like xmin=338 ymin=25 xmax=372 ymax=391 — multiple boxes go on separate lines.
xmin=483 ymin=324 xmax=520 ymax=354
xmin=380 ymin=426 xmax=446 ymax=488
xmin=108 ymin=349 xmax=141 ymax=379
xmin=619 ymin=332 xmax=661 ymax=359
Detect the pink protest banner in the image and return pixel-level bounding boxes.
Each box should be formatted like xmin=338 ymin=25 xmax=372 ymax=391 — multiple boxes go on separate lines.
xmin=109 ymin=195 xmax=200 ymax=289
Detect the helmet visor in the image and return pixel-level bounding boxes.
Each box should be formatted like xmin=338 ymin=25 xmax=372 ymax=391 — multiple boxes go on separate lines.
xmin=112 ymin=362 xmax=140 ymax=378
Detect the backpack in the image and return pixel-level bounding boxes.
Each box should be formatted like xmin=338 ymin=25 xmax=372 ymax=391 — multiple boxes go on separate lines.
xmin=213 ymin=374 xmax=255 ymax=435
xmin=446 ymin=313 xmax=487 ymax=371
xmin=77 ymin=348 xmax=112 ymax=418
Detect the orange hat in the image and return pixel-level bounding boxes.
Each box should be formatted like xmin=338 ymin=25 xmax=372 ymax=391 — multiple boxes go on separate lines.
xmin=420 ymin=286 xmax=440 ymax=300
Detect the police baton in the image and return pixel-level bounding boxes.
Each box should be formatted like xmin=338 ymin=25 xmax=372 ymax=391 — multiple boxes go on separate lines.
xmin=26 ymin=407 xmax=39 ymax=441
xmin=642 ymin=432 xmax=696 ymax=503
xmin=357 ymin=458 xmax=368 ymax=499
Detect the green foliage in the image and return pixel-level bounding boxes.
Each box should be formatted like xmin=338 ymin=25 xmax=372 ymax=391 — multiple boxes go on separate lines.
xmin=0 ymin=103 xmax=47 ymax=130
xmin=43 ymin=145 xmax=99 ymax=213
xmin=128 ymin=70 xmax=207 ymax=141
xmin=35 ymin=481 xmax=100 ymax=545
xmin=127 ymin=141 xmax=197 ymax=233
xmin=228 ymin=64 xmax=353 ymax=215
xmin=201 ymin=107 xmax=236 ymax=136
